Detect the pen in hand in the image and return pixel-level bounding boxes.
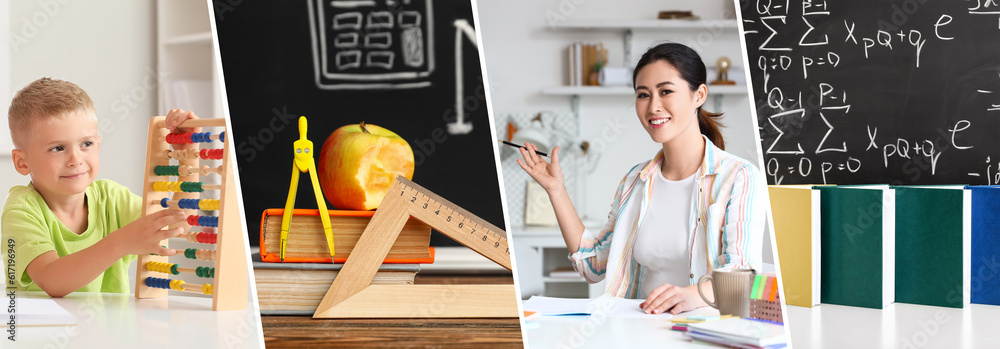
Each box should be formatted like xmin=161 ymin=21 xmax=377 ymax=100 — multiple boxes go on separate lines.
xmin=498 ymin=140 xmax=549 ymax=157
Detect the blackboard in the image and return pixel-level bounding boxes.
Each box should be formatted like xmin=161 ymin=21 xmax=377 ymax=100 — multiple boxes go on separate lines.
xmin=215 ymin=0 xmax=501 ymax=246
xmin=741 ymin=0 xmax=1000 ymax=185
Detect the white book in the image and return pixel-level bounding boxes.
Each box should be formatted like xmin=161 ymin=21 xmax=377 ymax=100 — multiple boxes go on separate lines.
xmin=574 ymin=43 xmax=582 ymax=86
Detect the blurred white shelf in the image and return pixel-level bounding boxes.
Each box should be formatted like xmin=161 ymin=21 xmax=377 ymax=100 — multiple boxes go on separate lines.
xmin=551 ymin=19 xmax=739 ymax=31
xmin=163 ymin=31 xmax=213 ymax=46
xmin=157 ymin=0 xmax=224 ymax=120
xmin=542 ymin=85 xmax=748 ymax=96
xmin=543 ymin=276 xmax=587 ymax=283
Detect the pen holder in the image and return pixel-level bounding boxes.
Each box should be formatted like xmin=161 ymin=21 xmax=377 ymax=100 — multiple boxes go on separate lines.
xmin=747 ymin=273 xmax=783 ymax=324
xmin=749 ymin=292 xmax=784 ymax=324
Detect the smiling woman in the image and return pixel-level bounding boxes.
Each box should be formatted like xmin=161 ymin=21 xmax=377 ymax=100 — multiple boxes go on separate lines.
xmin=516 ymin=42 xmax=767 ymax=316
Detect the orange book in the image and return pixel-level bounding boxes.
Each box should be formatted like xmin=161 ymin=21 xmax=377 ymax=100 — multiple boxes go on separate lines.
xmin=259 ymin=208 xmax=434 ymax=264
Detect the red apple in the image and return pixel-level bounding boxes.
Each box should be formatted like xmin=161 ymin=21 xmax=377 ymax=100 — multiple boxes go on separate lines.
xmin=318 ymin=122 xmax=415 ymax=210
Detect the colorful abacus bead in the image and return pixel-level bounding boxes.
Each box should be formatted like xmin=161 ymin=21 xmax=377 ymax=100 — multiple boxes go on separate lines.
xmin=145 ymin=276 xmax=172 ymax=289
xmin=144 ymin=277 xmax=213 ymax=295
xmin=153 ymin=181 xmax=215 ymax=193
xmin=184 ymin=248 xmax=216 ymax=261
xmin=155 ymin=165 xmax=180 ymax=176
xmin=187 ymin=215 xmax=219 ymax=227
xmin=199 ymin=199 xmax=220 ymax=210
xmin=158 ymin=198 xmax=220 ymax=210
xmin=154 ymin=165 xmax=223 ymax=177
xmin=200 ymin=148 xmax=224 ymax=160
xmin=185 ymin=232 xmax=218 ymax=244
xmin=165 ymin=132 xmax=225 ymax=144
xmin=145 ymin=261 xmax=180 ymax=275
xmin=166 ymin=133 xmax=193 ymax=144
xmin=195 ymin=266 xmax=215 ymax=278
xmin=163 ymin=148 xmax=200 ymax=160
xmin=201 ymin=233 xmax=217 ymax=244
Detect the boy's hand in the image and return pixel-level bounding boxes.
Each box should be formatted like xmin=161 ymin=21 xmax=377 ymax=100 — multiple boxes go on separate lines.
xmin=165 ymin=108 xmax=200 ymax=133
xmin=165 ymin=109 xmax=201 ymax=151
xmin=109 ymin=209 xmax=188 ymax=256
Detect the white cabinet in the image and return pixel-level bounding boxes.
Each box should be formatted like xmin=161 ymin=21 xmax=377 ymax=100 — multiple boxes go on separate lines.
xmin=156 ymin=0 xmax=224 ymax=119
xmin=514 ymin=226 xmax=604 ymax=299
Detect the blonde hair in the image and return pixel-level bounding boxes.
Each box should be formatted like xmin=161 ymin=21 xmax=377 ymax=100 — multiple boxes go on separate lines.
xmin=8 ymin=77 xmax=96 ymax=149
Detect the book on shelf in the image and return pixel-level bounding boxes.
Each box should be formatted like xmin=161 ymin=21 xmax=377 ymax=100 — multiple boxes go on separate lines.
xmin=565 ymin=42 xmax=607 ymax=86
xmin=768 ymin=185 xmax=821 ymax=308
xmin=967 ymin=185 xmax=1000 ymax=306
xmin=259 ymin=208 xmax=434 ymax=263
xmin=815 ymin=185 xmax=895 ymax=309
xmin=252 ymin=247 xmax=419 ymax=315
xmin=893 ymin=185 xmax=970 ymax=308
xmin=657 ymin=11 xmax=699 ymax=20
xmin=567 ymin=44 xmax=577 ymax=86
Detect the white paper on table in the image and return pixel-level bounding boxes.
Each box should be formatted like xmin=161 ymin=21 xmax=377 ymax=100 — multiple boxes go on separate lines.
xmin=15 ymin=298 xmax=77 ymax=327
xmin=522 ymin=295 xmax=672 ymax=318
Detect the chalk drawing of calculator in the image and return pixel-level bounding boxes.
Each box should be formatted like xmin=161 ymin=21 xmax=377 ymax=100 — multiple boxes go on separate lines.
xmin=307 ymin=0 xmax=435 ymax=89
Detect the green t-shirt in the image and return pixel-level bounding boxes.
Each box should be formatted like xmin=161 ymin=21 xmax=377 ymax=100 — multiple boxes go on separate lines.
xmin=3 ymin=179 xmax=142 ymax=293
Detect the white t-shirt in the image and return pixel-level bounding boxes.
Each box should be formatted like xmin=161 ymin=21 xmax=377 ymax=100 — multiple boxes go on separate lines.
xmin=633 ymin=170 xmax=698 ymax=298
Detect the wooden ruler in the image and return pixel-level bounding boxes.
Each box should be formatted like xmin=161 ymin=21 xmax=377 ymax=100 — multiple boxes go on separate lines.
xmin=314 ymin=176 xmax=517 ymax=318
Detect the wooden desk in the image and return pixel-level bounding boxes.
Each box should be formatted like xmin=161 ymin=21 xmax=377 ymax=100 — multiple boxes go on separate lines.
xmin=260 ymin=275 xmax=523 ymax=348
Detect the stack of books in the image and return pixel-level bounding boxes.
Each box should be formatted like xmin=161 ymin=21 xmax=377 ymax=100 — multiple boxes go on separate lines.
xmin=254 ymin=208 xmax=435 ymax=314
xmin=566 ymin=43 xmax=607 ymax=86
xmin=770 ymin=184 xmax=1000 ymax=310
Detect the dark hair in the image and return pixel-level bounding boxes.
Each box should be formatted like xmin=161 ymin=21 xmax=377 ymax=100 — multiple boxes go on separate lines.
xmin=632 ymin=43 xmax=725 ymax=150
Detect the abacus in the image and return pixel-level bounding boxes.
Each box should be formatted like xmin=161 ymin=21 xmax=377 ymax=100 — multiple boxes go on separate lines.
xmin=134 ymin=116 xmax=247 ymax=311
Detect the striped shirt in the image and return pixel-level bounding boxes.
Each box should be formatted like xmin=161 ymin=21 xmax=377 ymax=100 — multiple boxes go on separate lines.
xmin=568 ymin=135 xmax=767 ymax=298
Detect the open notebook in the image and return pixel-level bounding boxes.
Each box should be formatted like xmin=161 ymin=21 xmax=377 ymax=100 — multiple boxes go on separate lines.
xmin=16 ymin=298 xmax=76 ymax=327
xmin=522 ymin=295 xmax=673 ymax=318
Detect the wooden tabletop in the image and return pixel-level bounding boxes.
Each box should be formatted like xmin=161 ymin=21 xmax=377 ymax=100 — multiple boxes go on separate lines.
xmin=261 ymin=275 xmax=524 ymax=348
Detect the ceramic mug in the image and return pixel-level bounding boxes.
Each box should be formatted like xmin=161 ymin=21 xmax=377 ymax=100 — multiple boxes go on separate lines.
xmin=697 ymin=268 xmax=756 ymax=318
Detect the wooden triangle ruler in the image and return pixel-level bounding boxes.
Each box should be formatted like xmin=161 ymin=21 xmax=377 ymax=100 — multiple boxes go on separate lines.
xmin=314 ymin=176 xmax=518 ymax=318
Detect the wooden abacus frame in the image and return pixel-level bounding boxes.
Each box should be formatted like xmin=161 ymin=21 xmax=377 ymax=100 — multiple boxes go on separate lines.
xmin=134 ymin=116 xmax=247 ymax=311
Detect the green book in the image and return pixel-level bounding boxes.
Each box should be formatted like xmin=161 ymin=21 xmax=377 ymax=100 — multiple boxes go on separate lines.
xmin=814 ymin=185 xmax=895 ymax=309
xmin=893 ymin=186 xmax=970 ymax=308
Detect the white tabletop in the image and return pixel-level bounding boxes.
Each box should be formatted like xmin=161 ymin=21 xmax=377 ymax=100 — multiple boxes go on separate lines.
xmin=524 ymin=305 xmax=781 ymax=348
xmin=787 ymin=303 xmax=1000 ymax=348
xmin=10 ymin=291 xmax=262 ymax=349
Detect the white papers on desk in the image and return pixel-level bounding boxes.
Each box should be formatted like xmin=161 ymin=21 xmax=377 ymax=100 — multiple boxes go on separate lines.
xmin=687 ymin=318 xmax=785 ymax=348
xmin=16 ymin=298 xmax=77 ymax=327
xmin=522 ymin=295 xmax=672 ymax=318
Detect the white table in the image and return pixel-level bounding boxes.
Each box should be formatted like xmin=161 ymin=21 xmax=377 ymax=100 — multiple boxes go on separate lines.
xmin=524 ymin=305 xmax=783 ymax=348
xmin=786 ymin=303 xmax=1000 ymax=348
xmin=10 ymin=291 xmax=261 ymax=349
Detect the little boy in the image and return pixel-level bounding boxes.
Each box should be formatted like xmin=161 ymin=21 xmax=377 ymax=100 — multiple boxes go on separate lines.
xmin=3 ymin=77 xmax=199 ymax=297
